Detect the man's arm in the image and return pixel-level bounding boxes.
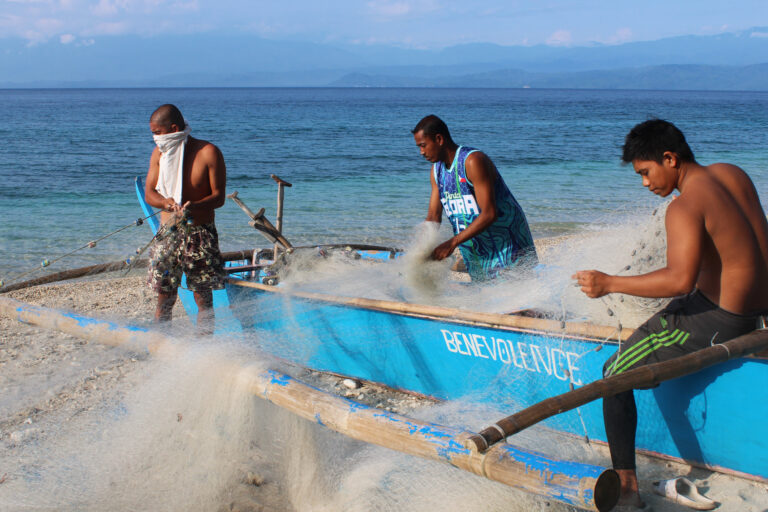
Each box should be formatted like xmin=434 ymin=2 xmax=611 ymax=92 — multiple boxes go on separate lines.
xmin=431 ymin=152 xmax=498 ymax=260
xmin=182 ymin=145 xmax=227 ymax=212
xmin=144 ymin=147 xmax=179 ymax=211
xmin=574 ymin=199 xmax=704 ymax=298
xmin=426 ymin=165 xmax=443 ymax=224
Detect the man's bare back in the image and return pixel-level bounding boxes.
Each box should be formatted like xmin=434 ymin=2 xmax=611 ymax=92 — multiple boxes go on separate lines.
xmin=676 ymin=163 xmax=768 ymax=313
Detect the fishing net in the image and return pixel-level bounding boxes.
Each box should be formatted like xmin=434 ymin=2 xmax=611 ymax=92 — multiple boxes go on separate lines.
xmin=265 ymin=199 xmax=672 ymax=330
xmin=0 ymin=317 xmax=591 ymax=512
xmin=0 ymin=338 xmax=264 ymax=511
xmin=1 ymin=201 xmax=682 ymax=511
xmin=0 ymin=208 xmax=167 ymax=294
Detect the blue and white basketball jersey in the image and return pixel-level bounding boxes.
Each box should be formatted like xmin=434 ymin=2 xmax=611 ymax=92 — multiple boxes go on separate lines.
xmin=433 ymin=146 xmax=537 ymax=281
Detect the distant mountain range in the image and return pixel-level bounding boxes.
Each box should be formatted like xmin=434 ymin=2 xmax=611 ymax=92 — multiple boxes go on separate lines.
xmin=2 ymin=27 xmax=768 ymax=89
xmin=330 ymin=63 xmax=768 ymax=90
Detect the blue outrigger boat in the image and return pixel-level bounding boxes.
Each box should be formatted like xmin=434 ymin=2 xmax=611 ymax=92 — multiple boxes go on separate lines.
xmin=133 ymin=177 xmax=768 ymax=501
xmin=224 ymin=278 xmax=768 ymax=479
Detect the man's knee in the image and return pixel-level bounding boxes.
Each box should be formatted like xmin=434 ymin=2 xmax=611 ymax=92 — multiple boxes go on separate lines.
xmin=603 ymin=390 xmax=637 ymax=432
xmin=155 ymin=290 xmax=178 ymax=321
xmin=193 ymin=289 xmax=213 ymax=309
xmin=158 ymin=290 xmax=178 ymax=304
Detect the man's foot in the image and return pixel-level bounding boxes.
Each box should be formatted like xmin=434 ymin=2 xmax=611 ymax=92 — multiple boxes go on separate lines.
xmin=613 ymin=503 xmax=653 ymax=512
xmin=618 ymin=493 xmax=646 ymax=508
xmin=613 ymin=493 xmax=653 ymax=511
xmin=614 ymin=469 xmax=644 ymax=506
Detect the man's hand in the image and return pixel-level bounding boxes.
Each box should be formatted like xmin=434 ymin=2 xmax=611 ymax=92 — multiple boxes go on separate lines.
xmin=431 ymin=238 xmax=458 ymax=261
xmin=573 ymin=270 xmax=612 ymax=298
xmin=164 ymin=199 xmax=181 ymax=212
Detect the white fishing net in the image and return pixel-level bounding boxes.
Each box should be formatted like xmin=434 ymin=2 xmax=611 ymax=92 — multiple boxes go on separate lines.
xmin=273 ymin=199 xmax=672 ymax=330
xmin=0 ymin=326 xmax=593 ymax=512
xmin=0 ymin=201 xmax=684 ymax=511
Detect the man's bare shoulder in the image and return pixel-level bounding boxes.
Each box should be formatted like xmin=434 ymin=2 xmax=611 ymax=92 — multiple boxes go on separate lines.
xmin=150 ymin=146 xmax=161 ymax=160
xmin=465 ymin=150 xmax=491 ymax=165
xmin=189 ymin=138 xmax=223 ymax=162
xmin=189 ymin=137 xmax=216 ymax=151
xmin=666 ymin=193 xmax=697 ymax=217
xmin=464 ymin=151 xmax=495 ymax=174
xmin=705 ymin=162 xmax=756 ymax=193
xmin=707 ymin=162 xmax=745 ymax=173
xmin=706 ymin=162 xmax=750 ymax=180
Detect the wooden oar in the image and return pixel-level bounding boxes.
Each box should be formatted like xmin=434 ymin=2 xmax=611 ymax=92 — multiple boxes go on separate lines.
xmin=466 ymin=327 xmax=768 ymax=452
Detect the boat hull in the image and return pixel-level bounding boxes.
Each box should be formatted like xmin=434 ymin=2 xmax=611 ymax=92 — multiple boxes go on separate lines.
xmin=134 ymin=176 xmax=767 ymax=480
xmin=226 ymin=278 xmax=768 ymax=481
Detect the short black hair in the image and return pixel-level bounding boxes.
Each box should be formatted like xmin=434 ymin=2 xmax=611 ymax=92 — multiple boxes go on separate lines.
xmin=150 ymin=104 xmax=185 ymax=130
xmin=412 ymin=115 xmax=453 ymax=142
xmin=622 ymin=119 xmax=695 ymax=164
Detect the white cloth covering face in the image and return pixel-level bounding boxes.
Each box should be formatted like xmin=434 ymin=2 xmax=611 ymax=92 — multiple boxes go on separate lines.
xmin=153 ymin=123 xmax=191 ymax=205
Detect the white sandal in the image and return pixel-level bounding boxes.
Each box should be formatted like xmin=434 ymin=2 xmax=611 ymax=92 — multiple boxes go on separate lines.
xmin=652 ymin=477 xmax=716 ymax=510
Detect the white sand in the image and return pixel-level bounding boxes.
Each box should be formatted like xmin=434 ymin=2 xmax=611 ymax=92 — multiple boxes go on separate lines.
xmin=1 ymin=266 xmax=767 ymax=511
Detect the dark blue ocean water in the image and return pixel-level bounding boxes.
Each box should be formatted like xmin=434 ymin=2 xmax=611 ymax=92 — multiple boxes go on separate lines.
xmin=1 ymin=87 xmax=767 ymax=282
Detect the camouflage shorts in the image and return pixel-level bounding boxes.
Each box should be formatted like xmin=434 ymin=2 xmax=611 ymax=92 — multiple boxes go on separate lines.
xmin=147 ymin=222 xmax=226 ymax=293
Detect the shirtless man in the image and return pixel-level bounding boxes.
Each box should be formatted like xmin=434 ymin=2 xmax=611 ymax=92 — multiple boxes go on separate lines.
xmin=144 ymin=104 xmax=227 ymax=333
xmin=414 ymin=115 xmax=537 ymax=281
xmin=574 ymin=119 xmax=768 ymax=509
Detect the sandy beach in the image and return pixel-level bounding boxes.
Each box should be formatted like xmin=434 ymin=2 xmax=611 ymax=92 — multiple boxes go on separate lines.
xmin=1 ymin=261 xmax=767 ymax=511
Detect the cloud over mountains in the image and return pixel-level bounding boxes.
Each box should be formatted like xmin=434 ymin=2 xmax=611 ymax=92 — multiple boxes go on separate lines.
xmin=1 ymin=27 xmax=767 ymax=89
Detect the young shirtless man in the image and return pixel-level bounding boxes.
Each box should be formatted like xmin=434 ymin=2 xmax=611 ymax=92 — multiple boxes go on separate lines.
xmin=574 ymin=119 xmax=768 ymax=509
xmin=144 ymin=104 xmax=227 ymax=333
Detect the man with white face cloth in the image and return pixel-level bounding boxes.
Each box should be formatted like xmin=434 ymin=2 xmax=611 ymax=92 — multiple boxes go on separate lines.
xmin=153 ymin=121 xmax=191 ymax=207
xmin=144 ymin=104 xmax=227 ymax=333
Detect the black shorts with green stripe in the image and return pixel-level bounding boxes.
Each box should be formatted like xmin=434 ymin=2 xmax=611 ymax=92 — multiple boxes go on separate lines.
xmin=604 ymin=289 xmax=766 ymax=378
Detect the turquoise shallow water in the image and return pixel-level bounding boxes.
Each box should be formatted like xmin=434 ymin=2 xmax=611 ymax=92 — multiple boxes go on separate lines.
xmin=1 ymin=87 xmax=767 ymax=282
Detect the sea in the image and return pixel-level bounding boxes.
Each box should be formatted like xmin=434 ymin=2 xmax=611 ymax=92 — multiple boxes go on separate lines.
xmin=1 ymin=87 xmax=767 ymax=285
xmin=3 ymin=87 xmax=768 ymax=511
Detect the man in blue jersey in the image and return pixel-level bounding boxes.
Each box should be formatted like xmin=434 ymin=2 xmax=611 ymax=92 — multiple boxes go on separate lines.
xmin=413 ymin=115 xmax=537 ymax=281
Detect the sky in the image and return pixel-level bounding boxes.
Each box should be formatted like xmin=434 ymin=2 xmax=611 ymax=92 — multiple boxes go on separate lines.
xmin=1 ymin=0 xmax=767 ymax=48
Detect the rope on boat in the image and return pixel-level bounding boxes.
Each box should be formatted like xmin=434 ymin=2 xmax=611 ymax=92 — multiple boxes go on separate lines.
xmin=556 ymin=286 xmax=626 ymax=446
xmin=0 ymin=210 xmax=163 ymax=290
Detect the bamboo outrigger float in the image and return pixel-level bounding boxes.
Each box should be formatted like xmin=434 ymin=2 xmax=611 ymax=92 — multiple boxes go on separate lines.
xmin=0 ymin=296 xmax=621 ymax=511
xmin=3 ymin=289 xmax=767 ymax=510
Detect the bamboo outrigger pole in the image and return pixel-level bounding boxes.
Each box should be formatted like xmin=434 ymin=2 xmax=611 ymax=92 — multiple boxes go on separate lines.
xmin=229 ymin=278 xmax=634 ymax=342
xmin=0 ymin=259 xmax=147 ymax=294
xmin=0 ymin=251 xmax=255 ymax=294
xmin=467 ymin=327 xmax=768 ymax=452
xmin=0 ymin=296 xmax=620 ymax=511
